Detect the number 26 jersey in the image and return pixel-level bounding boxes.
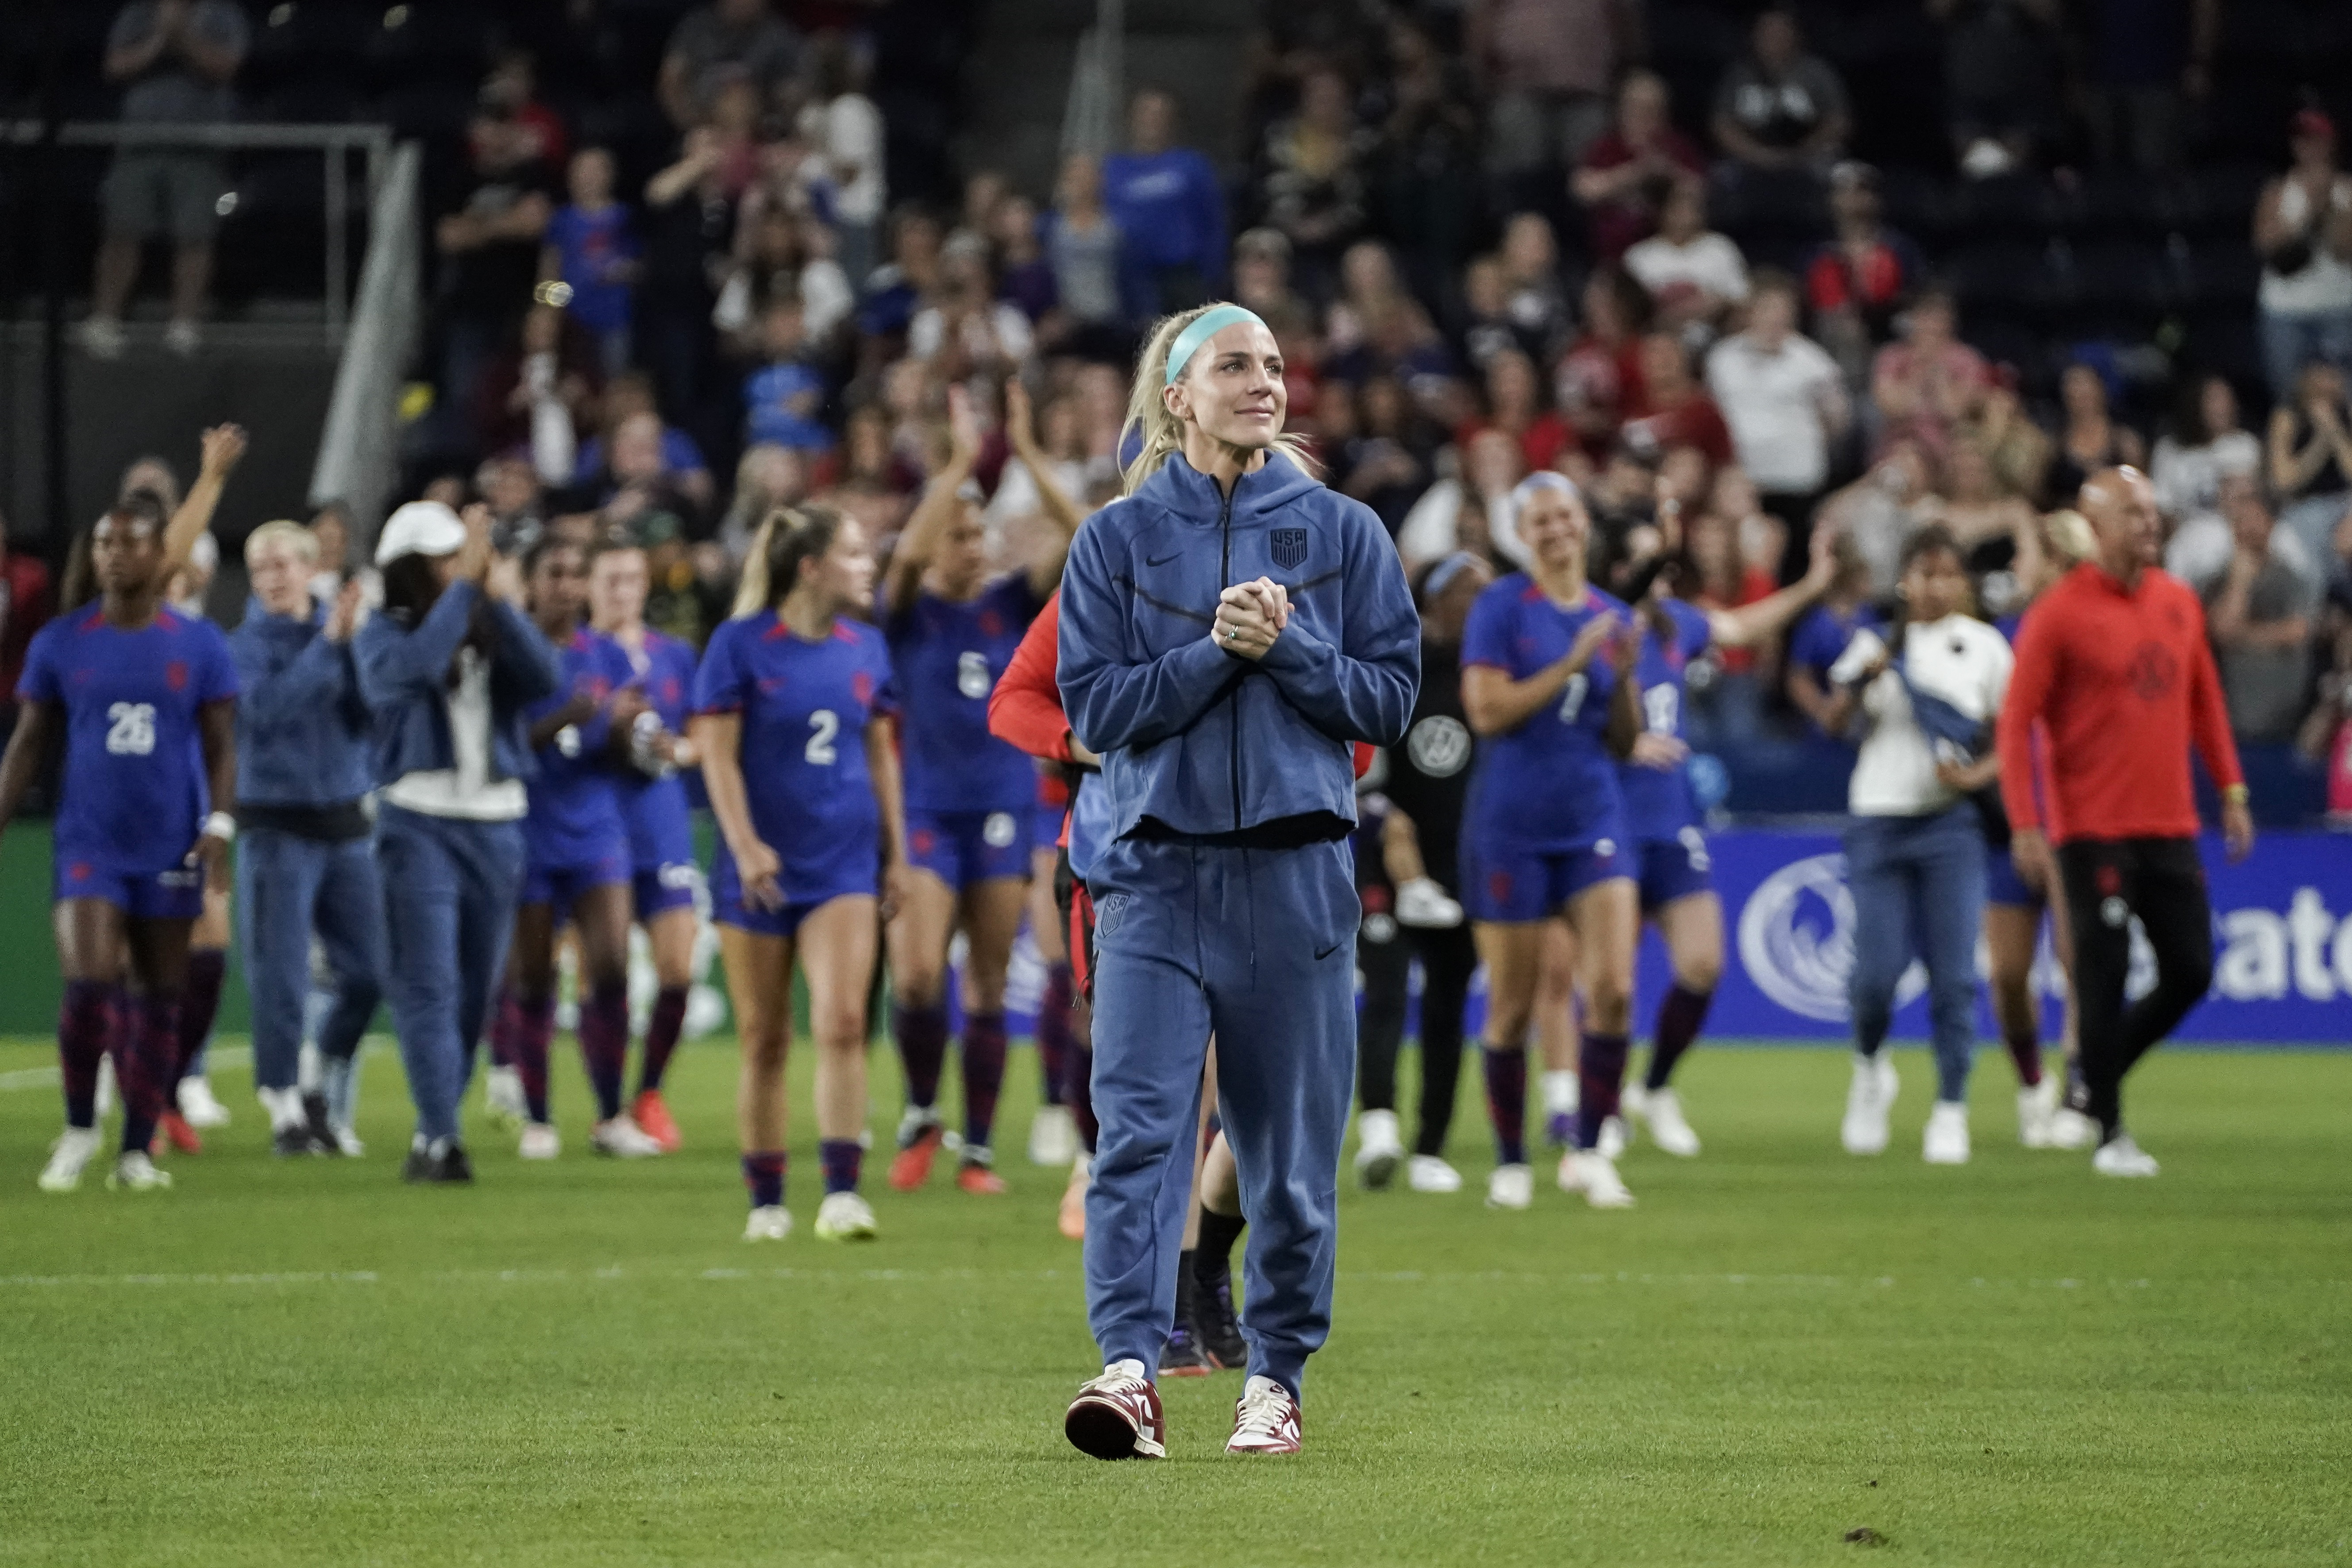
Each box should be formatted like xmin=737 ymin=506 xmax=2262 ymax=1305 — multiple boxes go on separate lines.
xmin=693 ymin=611 xmax=898 ymax=905
xmin=1460 ymin=574 xmax=1630 ymax=855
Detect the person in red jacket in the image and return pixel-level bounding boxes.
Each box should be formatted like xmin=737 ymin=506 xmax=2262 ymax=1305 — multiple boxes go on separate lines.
xmin=1997 ymin=467 xmax=2254 ymax=1179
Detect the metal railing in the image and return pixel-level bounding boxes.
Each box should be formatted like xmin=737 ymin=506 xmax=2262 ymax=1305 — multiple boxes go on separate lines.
xmin=1060 ymin=0 xmax=1125 ymax=160
xmin=3 ymin=121 xmax=393 ymax=342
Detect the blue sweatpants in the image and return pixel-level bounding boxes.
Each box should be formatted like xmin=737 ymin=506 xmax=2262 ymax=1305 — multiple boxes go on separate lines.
xmin=1845 ymin=806 xmax=1986 ymax=1104
xmin=375 ymin=804 xmax=524 ymax=1144
xmin=1084 ymin=835 xmax=1360 ymax=1400
xmin=238 ymin=828 xmax=387 ymax=1094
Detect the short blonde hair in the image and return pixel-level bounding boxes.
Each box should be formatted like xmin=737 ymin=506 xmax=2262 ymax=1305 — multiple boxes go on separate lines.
xmin=244 ymin=519 xmax=319 ymax=567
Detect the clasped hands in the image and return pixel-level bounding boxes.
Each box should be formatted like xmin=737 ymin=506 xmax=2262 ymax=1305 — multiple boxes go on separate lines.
xmin=1212 ymin=578 xmax=1291 ymax=662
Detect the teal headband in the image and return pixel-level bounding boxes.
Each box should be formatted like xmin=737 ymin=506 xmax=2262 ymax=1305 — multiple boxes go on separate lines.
xmin=1164 ymin=305 xmax=1267 ymax=385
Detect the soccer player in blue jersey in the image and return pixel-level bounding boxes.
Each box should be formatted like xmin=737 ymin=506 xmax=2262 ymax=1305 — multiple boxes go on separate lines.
xmin=880 ymin=382 xmax=1084 ymax=1196
xmin=589 ymin=540 xmax=703 ymax=1152
xmin=1460 ymin=473 xmax=1644 ymax=1211
xmin=695 ymin=505 xmax=910 ymax=1243
xmin=493 ymin=537 xmax=665 ymax=1160
xmin=1611 ymin=522 xmax=1840 ymax=1158
xmin=2 ymin=486 xmax=240 ymax=1193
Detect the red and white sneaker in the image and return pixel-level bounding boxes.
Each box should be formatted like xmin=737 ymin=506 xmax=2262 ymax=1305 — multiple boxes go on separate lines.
xmin=888 ymin=1121 xmax=945 ymax=1192
xmin=631 ymin=1088 xmax=681 ymax=1153
xmin=1226 ymin=1375 xmax=1302 ymax=1455
xmin=1064 ymin=1359 xmax=1166 ymax=1460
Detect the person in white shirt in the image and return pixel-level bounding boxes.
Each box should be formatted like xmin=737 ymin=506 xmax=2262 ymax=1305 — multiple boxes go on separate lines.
xmin=2150 ymin=373 xmax=2263 ymax=523
xmin=1706 ymin=269 xmax=1847 ymax=564
xmin=1817 ymin=524 xmax=2012 ymax=1166
xmin=802 ymin=34 xmax=884 ymax=288
xmin=1623 ymin=179 xmax=1749 ymax=338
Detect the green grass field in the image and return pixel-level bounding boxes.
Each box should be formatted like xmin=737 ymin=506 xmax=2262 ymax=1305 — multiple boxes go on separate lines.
xmin=2 ymin=1034 xmax=2347 ymax=1568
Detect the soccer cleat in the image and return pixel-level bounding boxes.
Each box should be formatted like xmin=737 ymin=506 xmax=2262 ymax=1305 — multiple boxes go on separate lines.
xmin=888 ymin=1120 xmax=945 ymax=1192
xmin=1841 ymin=1053 xmax=1897 ymax=1155
xmin=401 ymin=1138 xmax=474 ymax=1185
xmin=591 ymin=1114 xmax=666 ymax=1158
xmin=38 ymin=1128 xmax=101 ymax=1193
xmin=1597 ymin=1114 xmax=1629 ymax=1160
xmin=2018 ymin=1076 xmax=2061 ymax=1148
xmin=1636 ymin=1087 xmax=1702 ymax=1157
xmin=107 ymin=1150 xmax=174 ymax=1191
xmin=955 ymin=1153 xmax=1007 ymax=1195
xmin=1058 ymin=1154 xmax=1090 ymax=1241
xmin=1924 ymin=1102 xmax=1972 ymax=1164
xmin=631 ymin=1089 xmax=682 ymax=1152
xmin=1226 ymin=1375 xmax=1303 ymax=1455
xmin=1028 ymin=1104 xmax=1076 ymax=1167
xmin=744 ymin=1205 xmax=794 ymax=1242
xmin=155 ymin=1110 xmax=203 ymax=1156
xmin=2092 ymin=1134 xmax=2160 ymax=1177
xmin=1393 ymin=875 xmax=1465 ymax=928
xmin=517 ymin=1123 xmax=561 ymax=1161
xmin=1406 ymin=1153 xmax=1463 ymax=1194
xmin=177 ymin=1075 xmax=231 ymax=1129
xmin=1065 ymin=1360 xmax=1166 ymax=1460
xmin=1353 ymin=1108 xmax=1404 ymax=1190
xmin=483 ymin=1066 xmax=527 ymax=1131
xmin=1559 ymin=1149 xmax=1636 ymax=1207
xmin=1485 ymin=1162 xmax=1534 ymax=1210
xmin=813 ymin=1190 xmax=879 ymax=1241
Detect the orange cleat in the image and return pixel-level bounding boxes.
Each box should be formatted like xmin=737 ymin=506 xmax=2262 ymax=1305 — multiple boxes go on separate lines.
xmin=631 ymin=1089 xmax=681 ymax=1153
xmin=955 ymin=1161 xmax=1008 ymax=1196
xmin=154 ymin=1110 xmax=202 ymax=1156
xmin=1058 ymin=1158 xmax=1089 ymax=1241
xmin=888 ymin=1123 xmax=945 ymax=1192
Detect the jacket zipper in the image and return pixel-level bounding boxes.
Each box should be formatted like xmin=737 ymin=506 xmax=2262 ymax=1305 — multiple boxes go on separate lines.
xmin=1220 ymin=485 xmax=1240 ymax=831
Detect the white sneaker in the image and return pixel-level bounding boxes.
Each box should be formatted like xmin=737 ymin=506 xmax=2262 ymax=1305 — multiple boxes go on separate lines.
xmin=518 ymin=1123 xmax=560 ymax=1160
xmin=1393 ymin=876 xmax=1464 ymax=929
xmin=744 ymin=1204 xmax=793 ymax=1241
xmin=590 ymin=1114 xmax=665 ymax=1158
xmin=79 ymin=317 xmax=126 ymax=358
xmin=1597 ymin=1113 xmax=1629 ymax=1160
xmin=1028 ymin=1104 xmax=1077 ymax=1167
xmin=163 ymin=319 xmax=202 ymax=357
xmin=484 ymin=1066 xmax=527 ymax=1130
xmin=814 ymin=1190 xmax=879 ymax=1241
xmin=2093 ymin=1133 xmax=2159 ymax=1177
xmin=1406 ymin=1153 xmax=1463 ymax=1193
xmin=1560 ymin=1149 xmax=1636 ymax=1208
xmin=2050 ymin=1104 xmax=2098 ymax=1150
xmin=1841 ymin=1053 xmax=1897 ymax=1155
xmin=1353 ymin=1108 xmax=1404 ymax=1189
xmin=1923 ymin=1102 xmax=1971 ymax=1165
xmin=327 ymin=1122 xmax=366 ymax=1158
xmin=39 ymin=1127 xmax=102 ymax=1193
xmin=1485 ymin=1163 xmax=1533 ymax=1210
xmin=177 ymin=1075 xmax=231 ymax=1129
xmin=1638 ymin=1087 xmax=1702 ymax=1157
xmin=2018 ymin=1076 xmax=2061 ymax=1148
xmin=107 ymin=1150 xmax=173 ymax=1191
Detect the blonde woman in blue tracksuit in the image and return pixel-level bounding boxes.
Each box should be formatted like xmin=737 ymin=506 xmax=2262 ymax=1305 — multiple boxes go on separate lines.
xmin=1056 ymin=303 xmax=1419 ymax=1460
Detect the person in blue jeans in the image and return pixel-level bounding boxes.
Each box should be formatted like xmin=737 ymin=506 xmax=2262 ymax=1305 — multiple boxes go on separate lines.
xmin=230 ymin=520 xmax=384 ymax=1158
xmin=1820 ymin=525 xmax=2013 ymax=1167
xmin=354 ymin=501 xmax=559 ymax=1185
xmin=1056 ymin=303 xmax=1418 ymax=1460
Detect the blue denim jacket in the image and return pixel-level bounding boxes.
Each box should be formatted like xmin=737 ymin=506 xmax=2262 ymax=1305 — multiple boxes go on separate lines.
xmin=352 ymin=581 xmax=560 ymax=787
xmin=228 ymin=595 xmax=374 ymax=808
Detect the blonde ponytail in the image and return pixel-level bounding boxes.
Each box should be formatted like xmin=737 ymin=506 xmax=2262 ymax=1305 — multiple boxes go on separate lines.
xmin=733 ymin=504 xmax=848 ymax=619
xmin=732 ymin=508 xmax=785 ymax=618
xmin=1119 ymin=303 xmax=1319 ymax=497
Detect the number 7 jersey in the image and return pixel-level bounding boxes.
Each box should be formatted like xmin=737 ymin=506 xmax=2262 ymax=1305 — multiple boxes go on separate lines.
xmin=692 ymin=610 xmax=898 ymax=906
xmin=1460 ymin=574 xmax=1630 ymax=854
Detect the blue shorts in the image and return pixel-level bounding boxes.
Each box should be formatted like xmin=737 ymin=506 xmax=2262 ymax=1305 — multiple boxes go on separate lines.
xmin=1984 ymin=848 xmax=2044 ymax=910
xmin=711 ymin=848 xmax=873 ymax=939
xmin=907 ymin=807 xmax=1033 ymax=890
xmin=624 ymin=777 xmax=696 ymax=918
xmin=1461 ymin=835 xmax=1631 ymax=924
xmin=1635 ymin=830 xmax=1716 ymax=913
xmin=521 ymin=850 xmax=631 ymax=911
xmin=54 ymin=855 xmax=204 ymax=921
xmin=633 ymin=861 xmax=699 ymax=919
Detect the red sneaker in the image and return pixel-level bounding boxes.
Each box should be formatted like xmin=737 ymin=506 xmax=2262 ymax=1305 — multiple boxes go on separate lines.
xmin=1226 ymin=1376 xmax=1302 ymax=1455
xmin=1065 ymin=1360 xmax=1166 ymax=1460
xmin=955 ymin=1161 xmax=1006 ymax=1196
xmin=888 ymin=1124 xmax=944 ymax=1192
xmin=631 ymin=1089 xmax=681 ymax=1153
xmin=155 ymin=1110 xmax=202 ymax=1156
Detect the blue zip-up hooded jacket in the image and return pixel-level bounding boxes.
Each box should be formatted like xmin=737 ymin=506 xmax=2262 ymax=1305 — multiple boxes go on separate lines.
xmin=1057 ymin=452 xmax=1419 ymax=841
xmin=229 ymin=595 xmax=374 ymax=808
xmin=352 ymin=580 xmax=561 ymax=788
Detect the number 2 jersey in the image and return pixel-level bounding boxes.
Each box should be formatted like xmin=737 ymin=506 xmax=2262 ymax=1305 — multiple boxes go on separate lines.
xmin=17 ymin=603 xmax=239 ymax=874
xmin=1617 ymin=597 xmax=1712 ymax=845
xmin=1459 ymin=574 xmax=1631 ymax=855
xmin=883 ymin=577 xmax=1043 ymax=816
xmin=693 ymin=610 xmax=898 ymax=906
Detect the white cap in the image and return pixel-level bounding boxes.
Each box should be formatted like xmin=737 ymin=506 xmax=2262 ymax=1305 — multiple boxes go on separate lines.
xmin=374 ymin=501 xmax=467 ymax=566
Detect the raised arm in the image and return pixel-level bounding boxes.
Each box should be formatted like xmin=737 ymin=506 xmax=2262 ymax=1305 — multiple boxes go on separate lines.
xmin=1705 ymin=525 xmax=1839 ymax=649
xmin=883 ymin=384 xmax=982 ymax=618
xmin=1006 ymin=381 xmax=1087 ymax=599
xmin=1057 ymin=511 xmax=1242 ymax=753
xmin=1253 ymin=509 xmax=1420 ymax=746
xmin=162 ymin=424 xmax=247 ymax=582
xmin=354 ymin=579 xmax=482 ymax=704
